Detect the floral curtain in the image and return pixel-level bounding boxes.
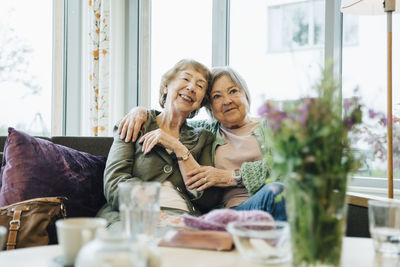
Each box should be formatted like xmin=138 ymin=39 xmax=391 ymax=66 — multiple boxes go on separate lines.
xmin=88 ymin=0 xmax=110 ymax=136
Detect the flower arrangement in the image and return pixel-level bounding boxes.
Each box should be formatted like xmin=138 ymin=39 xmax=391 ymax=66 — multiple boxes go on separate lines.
xmin=258 ymin=65 xmax=363 ymax=266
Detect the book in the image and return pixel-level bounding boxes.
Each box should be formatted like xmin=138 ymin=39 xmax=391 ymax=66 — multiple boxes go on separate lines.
xmin=158 ymin=228 xmax=234 ymax=251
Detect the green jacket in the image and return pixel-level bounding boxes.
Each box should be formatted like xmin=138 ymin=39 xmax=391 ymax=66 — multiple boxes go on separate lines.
xmin=188 ymin=119 xmax=273 ymax=196
xmin=99 ymin=110 xmax=222 ymax=225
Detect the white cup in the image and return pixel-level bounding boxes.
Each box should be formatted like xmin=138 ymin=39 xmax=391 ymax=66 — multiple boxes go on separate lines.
xmin=56 ymin=217 xmax=107 ymax=266
xmin=0 ymin=225 xmax=6 ymax=250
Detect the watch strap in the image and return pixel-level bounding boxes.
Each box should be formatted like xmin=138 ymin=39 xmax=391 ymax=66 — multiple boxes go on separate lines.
xmin=232 ymin=169 xmax=242 ymax=187
xmin=177 ymin=149 xmax=190 ymax=161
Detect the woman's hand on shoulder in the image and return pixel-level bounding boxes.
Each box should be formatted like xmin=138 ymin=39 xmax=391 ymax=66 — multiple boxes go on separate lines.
xmin=118 ymin=107 xmax=148 ymax=142
xmin=139 ymin=129 xmax=180 ymax=154
xmin=185 ymin=166 xmax=236 ymax=191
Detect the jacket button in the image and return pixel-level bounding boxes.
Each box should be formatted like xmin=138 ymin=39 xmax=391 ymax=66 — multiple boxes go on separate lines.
xmin=192 ymin=206 xmax=196 ymax=211
xmin=176 ymin=187 xmax=182 ymax=192
xmin=163 ymin=165 xmax=172 ymax=173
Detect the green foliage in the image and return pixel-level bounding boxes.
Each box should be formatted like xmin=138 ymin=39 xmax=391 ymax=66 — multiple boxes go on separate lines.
xmin=259 ymin=64 xmax=362 ymax=266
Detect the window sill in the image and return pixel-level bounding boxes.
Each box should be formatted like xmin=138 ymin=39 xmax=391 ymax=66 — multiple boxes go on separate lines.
xmin=346 ymin=191 xmax=391 ymax=208
xmin=347 ymin=186 xmax=399 ymax=199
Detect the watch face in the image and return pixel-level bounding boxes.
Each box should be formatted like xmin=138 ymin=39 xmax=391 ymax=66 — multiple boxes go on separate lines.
xmin=234 ymin=169 xmax=241 ymax=178
xmin=233 ymin=169 xmax=242 ymax=186
xmin=182 ymin=153 xmax=189 ymax=160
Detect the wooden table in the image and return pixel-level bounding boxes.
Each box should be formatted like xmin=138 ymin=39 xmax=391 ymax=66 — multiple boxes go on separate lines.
xmin=0 ymin=237 xmax=385 ymax=267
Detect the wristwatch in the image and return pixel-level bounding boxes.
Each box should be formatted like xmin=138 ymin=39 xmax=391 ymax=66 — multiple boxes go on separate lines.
xmin=232 ymin=169 xmax=242 ymax=187
xmin=177 ymin=149 xmax=190 ymax=161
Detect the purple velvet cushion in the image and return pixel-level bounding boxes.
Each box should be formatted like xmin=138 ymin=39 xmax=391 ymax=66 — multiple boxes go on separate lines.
xmin=0 ymin=128 xmax=106 ymax=217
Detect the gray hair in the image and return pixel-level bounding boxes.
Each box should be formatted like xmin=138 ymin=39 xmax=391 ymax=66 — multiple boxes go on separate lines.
xmin=205 ymin=66 xmax=251 ymax=118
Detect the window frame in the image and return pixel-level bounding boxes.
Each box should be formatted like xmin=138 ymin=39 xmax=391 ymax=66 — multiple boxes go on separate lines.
xmin=52 ymin=0 xmax=64 ymax=136
xmin=63 ymin=0 xmax=82 ymax=136
xmin=58 ymin=0 xmax=387 ymax=196
xmin=212 ymin=0 xmax=230 ymax=66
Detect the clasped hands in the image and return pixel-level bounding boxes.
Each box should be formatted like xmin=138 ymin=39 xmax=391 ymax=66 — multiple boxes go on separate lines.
xmin=186 ymin=166 xmax=237 ymax=191
xmin=138 ymin=129 xmax=237 ymax=191
xmin=139 ymin=129 xmax=179 ymax=154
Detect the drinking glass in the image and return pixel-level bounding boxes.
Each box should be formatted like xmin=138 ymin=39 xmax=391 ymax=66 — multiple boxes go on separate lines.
xmin=369 ymin=199 xmax=400 ymax=257
xmin=118 ymin=181 xmax=161 ymax=243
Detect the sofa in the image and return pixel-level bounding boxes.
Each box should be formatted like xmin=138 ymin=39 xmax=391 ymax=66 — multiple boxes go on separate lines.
xmin=0 ymin=128 xmax=371 ymax=238
xmin=0 ymin=129 xmax=114 ymax=218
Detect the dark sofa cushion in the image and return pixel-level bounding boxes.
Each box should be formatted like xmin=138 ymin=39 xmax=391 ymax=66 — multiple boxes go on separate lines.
xmin=0 ymin=128 xmax=107 ymax=217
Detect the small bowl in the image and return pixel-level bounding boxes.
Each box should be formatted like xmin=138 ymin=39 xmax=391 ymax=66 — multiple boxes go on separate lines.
xmin=226 ymin=221 xmax=292 ymax=264
xmin=0 ymin=225 xmax=6 ymax=250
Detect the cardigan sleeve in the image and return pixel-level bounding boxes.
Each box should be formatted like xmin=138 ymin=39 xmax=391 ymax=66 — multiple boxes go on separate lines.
xmin=241 ymin=158 xmax=272 ymax=196
xmin=187 ymin=119 xmax=219 ymax=132
xmin=241 ymin=123 xmax=276 ymax=196
xmin=103 ymin=123 xmax=142 ymax=210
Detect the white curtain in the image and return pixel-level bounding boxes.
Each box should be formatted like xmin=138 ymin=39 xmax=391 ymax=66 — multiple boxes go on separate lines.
xmin=85 ymin=0 xmax=125 ymax=136
xmin=88 ymin=0 xmax=110 ymax=136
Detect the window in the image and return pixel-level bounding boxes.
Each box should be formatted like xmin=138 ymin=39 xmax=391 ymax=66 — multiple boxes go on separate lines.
xmin=267 ymin=0 xmax=357 ymax=53
xmin=0 ymin=0 xmax=392 ymax=197
xmin=150 ymin=0 xmax=212 ymax=119
xmin=268 ymin=0 xmax=324 ymax=52
xmin=342 ymin=13 xmax=400 ymax=197
xmin=0 ymin=0 xmax=53 ymax=136
xmin=229 ymin=0 xmax=325 ymax=116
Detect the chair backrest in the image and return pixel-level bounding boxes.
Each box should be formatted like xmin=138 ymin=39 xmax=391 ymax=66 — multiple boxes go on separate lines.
xmin=345 ymin=192 xmax=390 ymax=237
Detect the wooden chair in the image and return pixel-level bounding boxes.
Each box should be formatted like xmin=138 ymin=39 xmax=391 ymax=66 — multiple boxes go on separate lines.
xmin=346 ymin=192 xmax=390 ymax=237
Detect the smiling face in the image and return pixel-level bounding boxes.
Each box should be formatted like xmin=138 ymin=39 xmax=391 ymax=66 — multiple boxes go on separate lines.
xmin=210 ymin=75 xmax=250 ymax=128
xmin=163 ymin=67 xmax=208 ymax=117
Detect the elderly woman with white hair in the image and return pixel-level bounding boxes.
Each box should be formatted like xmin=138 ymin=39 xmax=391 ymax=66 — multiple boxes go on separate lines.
xmin=119 ymin=66 xmax=286 ymax=221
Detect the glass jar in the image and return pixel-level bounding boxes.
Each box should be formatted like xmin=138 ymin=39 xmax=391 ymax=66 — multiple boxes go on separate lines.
xmin=75 ymin=230 xmax=160 ymax=267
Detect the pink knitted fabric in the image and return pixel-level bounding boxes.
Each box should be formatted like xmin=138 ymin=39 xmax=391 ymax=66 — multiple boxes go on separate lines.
xmin=182 ymin=209 xmax=274 ymax=231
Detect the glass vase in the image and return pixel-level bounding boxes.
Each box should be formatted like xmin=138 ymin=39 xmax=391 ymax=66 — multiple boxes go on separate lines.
xmin=285 ymin=172 xmax=348 ymax=267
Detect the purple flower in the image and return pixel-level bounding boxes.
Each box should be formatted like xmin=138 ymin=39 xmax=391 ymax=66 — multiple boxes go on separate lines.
xmin=258 ymin=104 xmax=267 ymax=117
xmin=264 ymin=101 xmax=279 ymax=115
xmin=344 ymin=117 xmax=355 ymax=129
xmin=368 ymin=109 xmax=379 ymax=119
xmin=298 ymin=99 xmax=313 ymax=125
xmin=344 ymin=99 xmax=351 ymax=111
xmin=269 ymin=111 xmax=289 ymax=132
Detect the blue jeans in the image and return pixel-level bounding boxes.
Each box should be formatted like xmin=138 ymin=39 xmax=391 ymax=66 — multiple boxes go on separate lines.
xmin=231 ymin=182 xmax=287 ymax=221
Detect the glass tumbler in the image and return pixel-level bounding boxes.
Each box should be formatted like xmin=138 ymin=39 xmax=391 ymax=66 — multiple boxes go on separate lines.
xmin=369 ymin=199 xmax=400 ymax=257
xmin=118 ymin=181 xmax=161 ymax=242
